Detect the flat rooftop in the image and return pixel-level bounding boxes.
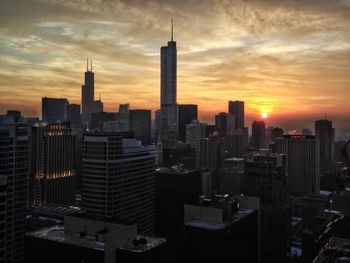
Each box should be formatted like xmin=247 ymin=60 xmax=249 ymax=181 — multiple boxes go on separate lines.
xmin=185 ymin=208 xmax=256 ymax=230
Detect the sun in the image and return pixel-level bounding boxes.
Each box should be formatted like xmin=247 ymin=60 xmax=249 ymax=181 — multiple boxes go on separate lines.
xmin=261 ymin=112 xmax=268 ymax=119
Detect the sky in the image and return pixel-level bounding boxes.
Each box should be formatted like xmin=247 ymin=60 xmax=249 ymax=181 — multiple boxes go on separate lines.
xmin=0 ymin=0 xmax=350 ymax=137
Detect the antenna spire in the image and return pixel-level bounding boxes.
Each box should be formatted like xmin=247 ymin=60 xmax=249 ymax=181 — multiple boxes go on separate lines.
xmin=90 ymin=58 xmax=92 ymax=71
xmin=86 ymin=58 xmax=88 ymax=71
xmin=171 ymin=19 xmax=173 ymax=41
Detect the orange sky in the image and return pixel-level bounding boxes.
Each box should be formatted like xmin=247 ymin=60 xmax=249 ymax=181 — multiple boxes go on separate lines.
xmin=0 ymin=0 xmax=350 ymax=136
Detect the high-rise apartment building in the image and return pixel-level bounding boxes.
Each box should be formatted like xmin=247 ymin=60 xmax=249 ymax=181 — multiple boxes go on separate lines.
xmin=215 ymin=112 xmax=235 ymax=138
xmin=272 ymin=135 xmax=320 ymax=195
xmin=0 ymin=120 xmax=29 ymax=263
xmin=186 ymin=120 xmax=207 ymax=168
xmin=251 ymin=120 xmax=266 ymax=149
xmin=67 ymin=104 xmax=81 ymax=125
xmin=81 ymin=132 xmax=156 ymax=235
xmin=29 ymin=122 xmax=76 ymax=207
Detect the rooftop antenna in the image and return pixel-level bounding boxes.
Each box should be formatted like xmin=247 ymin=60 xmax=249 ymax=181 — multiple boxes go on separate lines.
xmin=171 ymin=19 xmax=174 ymax=41
xmin=90 ymin=58 xmax=92 ymax=71
xmin=86 ymin=58 xmax=89 ymax=71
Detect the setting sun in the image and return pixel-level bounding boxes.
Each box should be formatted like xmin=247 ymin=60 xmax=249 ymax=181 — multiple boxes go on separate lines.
xmin=262 ymin=112 xmax=268 ymax=119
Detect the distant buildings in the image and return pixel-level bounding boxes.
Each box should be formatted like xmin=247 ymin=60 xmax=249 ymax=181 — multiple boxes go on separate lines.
xmin=129 ymin=109 xmax=151 ymax=145
xmin=81 ymin=59 xmax=95 ymax=124
xmin=214 ymin=112 xmax=235 ymax=137
xmin=67 ymin=104 xmax=81 ymax=125
xmin=82 ymin=132 xmax=156 ymax=235
xmin=228 ymin=100 xmax=244 ymax=130
xmin=315 ymin=119 xmax=335 ymax=175
xmin=0 ymin=119 xmax=29 ymax=263
xmin=29 ymin=122 xmax=76 ymax=207
xmin=186 ymin=120 xmax=207 ymax=168
xmin=178 ymin=104 xmax=197 ymax=143
xmin=251 ymin=120 xmax=266 ymax=149
xmin=42 ymin=97 xmax=69 ymax=123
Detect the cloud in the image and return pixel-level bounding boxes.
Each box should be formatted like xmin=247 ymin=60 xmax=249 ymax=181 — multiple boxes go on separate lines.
xmin=0 ymin=0 xmax=350 ymax=134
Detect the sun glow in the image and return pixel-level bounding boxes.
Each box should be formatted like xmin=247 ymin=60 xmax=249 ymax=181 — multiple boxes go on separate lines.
xmin=262 ymin=112 xmax=268 ymax=119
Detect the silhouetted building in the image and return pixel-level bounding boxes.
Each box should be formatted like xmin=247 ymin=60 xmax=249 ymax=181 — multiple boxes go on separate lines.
xmin=217 ymin=158 xmax=245 ymax=195
xmin=315 ymin=119 xmax=335 ymax=175
xmin=129 ymin=109 xmax=151 ymax=145
xmin=29 ymin=122 xmax=76 ymax=207
xmin=68 ymin=104 xmax=81 ymax=125
xmin=93 ymin=99 xmax=103 ymax=113
xmin=271 ymin=127 xmax=284 ymax=142
xmin=251 ymin=120 xmax=266 ymax=149
xmin=160 ymin=21 xmax=178 ymax=146
xmin=228 ymin=100 xmax=244 ymax=130
xmin=178 ymin=104 xmax=197 ymax=142
xmin=302 ymin=128 xmax=312 ymax=136
xmin=215 ymin=112 xmax=235 ymax=137
xmin=154 ymin=109 xmax=161 ymax=141
xmin=184 ymin=196 xmax=259 ymax=263
xmin=162 ymin=143 xmax=196 ymax=169
xmin=242 ymin=153 xmax=287 ymax=263
xmin=155 ymin=167 xmax=201 ymax=260
xmin=81 ymin=59 xmax=94 ymax=124
xmin=272 ymin=135 xmax=320 ymax=196
xmin=226 ymin=128 xmax=248 ymax=157
xmin=42 ymin=97 xmax=69 ymax=123
xmin=0 ymin=121 xmax=28 ymax=263
xmin=91 ymin=112 xmax=116 ymax=130
xmin=186 ymin=120 xmax=207 ymax=168
xmin=82 ymin=132 xmax=156 ymax=235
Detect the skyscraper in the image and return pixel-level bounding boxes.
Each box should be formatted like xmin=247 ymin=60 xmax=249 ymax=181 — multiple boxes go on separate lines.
xmin=242 ymin=153 xmax=287 ymax=263
xmin=251 ymin=120 xmax=266 ymax=149
xmin=67 ymin=104 xmax=81 ymax=125
xmin=228 ymin=100 xmax=244 ymax=130
xmin=272 ymin=135 xmax=320 ymax=195
xmin=29 ymin=122 xmax=76 ymax=207
xmin=178 ymin=104 xmax=198 ymax=142
xmin=315 ymin=119 xmax=335 ymax=175
xmin=160 ymin=20 xmax=177 ymax=146
xmin=186 ymin=120 xmax=207 ymax=168
xmin=129 ymin=109 xmax=151 ymax=145
xmin=42 ymin=97 xmax=69 ymax=123
xmin=81 ymin=59 xmax=94 ymax=124
xmin=0 ymin=120 xmax=28 ymax=263
xmin=215 ymin=112 xmax=235 ymax=137
xmin=81 ymin=132 xmax=156 ymax=235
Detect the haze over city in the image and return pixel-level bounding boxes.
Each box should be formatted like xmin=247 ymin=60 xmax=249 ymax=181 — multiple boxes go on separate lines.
xmin=1 ymin=0 xmax=350 ymax=136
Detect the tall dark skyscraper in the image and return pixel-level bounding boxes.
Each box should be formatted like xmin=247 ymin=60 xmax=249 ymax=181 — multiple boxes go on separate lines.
xmin=29 ymin=122 xmax=76 ymax=207
xmin=251 ymin=120 xmax=266 ymax=149
xmin=243 ymin=153 xmax=287 ymax=263
xmin=215 ymin=112 xmax=235 ymax=137
xmin=67 ymin=104 xmax=81 ymax=125
xmin=228 ymin=100 xmax=244 ymax=130
xmin=81 ymin=59 xmax=94 ymax=124
xmin=42 ymin=97 xmax=69 ymax=123
xmin=129 ymin=109 xmax=151 ymax=145
xmin=160 ymin=20 xmax=177 ymax=146
xmin=81 ymin=132 xmax=156 ymax=234
xmin=178 ymin=104 xmax=198 ymax=142
xmin=315 ymin=119 xmax=335 ymax=175
xmin=0 ymin=119 xmax=28 ymax=263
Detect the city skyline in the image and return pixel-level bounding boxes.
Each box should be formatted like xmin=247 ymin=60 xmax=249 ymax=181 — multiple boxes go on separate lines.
xmin=1 ymin=0 xmax=350 ymax=136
